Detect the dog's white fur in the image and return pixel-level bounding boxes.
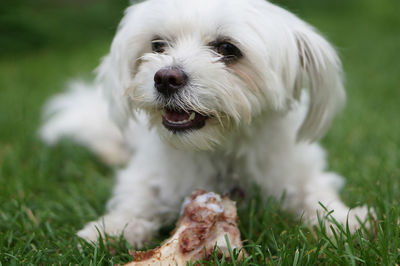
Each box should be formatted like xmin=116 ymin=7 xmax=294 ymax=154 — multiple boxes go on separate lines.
xmin=40 ymin=0 xmax=369 ymax=247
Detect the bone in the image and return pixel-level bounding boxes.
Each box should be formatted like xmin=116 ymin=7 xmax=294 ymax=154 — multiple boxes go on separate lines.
xmin=125 ymin=190 xmax=245 ymax=266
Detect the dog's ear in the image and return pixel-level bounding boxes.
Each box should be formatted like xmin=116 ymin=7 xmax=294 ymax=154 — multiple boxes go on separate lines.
xmin=95 ymin=4 xmax=145 ymax=129
xmin=294 ymin=26 xmax=346 ymax=142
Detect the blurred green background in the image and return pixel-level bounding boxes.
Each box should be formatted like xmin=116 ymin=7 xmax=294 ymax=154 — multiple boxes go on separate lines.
xmin=1 ymin=0 xmax=398 ymax=56
xmin=0 ymin=0 xmax=399 ymax=264
xmin=0 ymin=0 xmax=128 ymax=55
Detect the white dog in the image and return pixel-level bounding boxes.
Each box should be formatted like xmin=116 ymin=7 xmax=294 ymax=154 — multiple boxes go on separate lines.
xmin=40 ymin=0 xmax=369 ymax=247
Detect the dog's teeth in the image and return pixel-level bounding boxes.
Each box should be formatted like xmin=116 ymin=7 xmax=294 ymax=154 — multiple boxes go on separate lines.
xmin=166 ymin=119 xmax=189 ymax=125
xmin=189 ymin=112 xmax=196 ymax=121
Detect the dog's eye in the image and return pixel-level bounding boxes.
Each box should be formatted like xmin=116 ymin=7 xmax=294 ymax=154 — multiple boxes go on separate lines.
xmin=152 ymin=40 xmax=167 ymax=53
xmin=216 ymin=42 xmax=242 ymax=62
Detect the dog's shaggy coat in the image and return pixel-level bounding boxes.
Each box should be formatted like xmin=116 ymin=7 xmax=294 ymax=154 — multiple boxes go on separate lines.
xmin=40 ymin=0 xmax=369 ymax=246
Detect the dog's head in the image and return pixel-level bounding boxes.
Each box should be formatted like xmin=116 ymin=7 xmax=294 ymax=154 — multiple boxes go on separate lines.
xmin=97 ymin=0 xmax=345 ymax=150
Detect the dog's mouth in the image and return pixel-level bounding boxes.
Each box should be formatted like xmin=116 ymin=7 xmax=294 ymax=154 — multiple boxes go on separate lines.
xmin=161 ymin=108 xmax=208 ymax=132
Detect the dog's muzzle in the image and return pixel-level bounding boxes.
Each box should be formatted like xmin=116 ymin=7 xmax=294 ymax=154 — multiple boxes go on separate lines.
xmin=154 ymin=67 xmax=208 ymax=132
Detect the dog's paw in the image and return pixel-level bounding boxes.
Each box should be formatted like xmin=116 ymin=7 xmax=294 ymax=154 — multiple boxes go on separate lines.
xmin=319 ymin=205 xmax=373 ymax=234
xmin=77 ymin=214 xmax=159 ymax=247
xmin=343 ymin=205 xmax=371 ymax=232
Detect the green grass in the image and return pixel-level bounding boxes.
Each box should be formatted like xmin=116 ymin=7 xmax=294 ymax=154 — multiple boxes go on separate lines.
xmin=1 ymin=0 xmax=400 ymax=265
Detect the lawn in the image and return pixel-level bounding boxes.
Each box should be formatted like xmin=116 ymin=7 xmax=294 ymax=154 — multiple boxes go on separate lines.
xmin=0 ymin=0 xmax=399 ymax=265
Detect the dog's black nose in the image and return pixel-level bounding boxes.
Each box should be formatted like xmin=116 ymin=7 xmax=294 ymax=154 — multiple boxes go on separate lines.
xmin=154 ymin=68 xmax=187 ymax=96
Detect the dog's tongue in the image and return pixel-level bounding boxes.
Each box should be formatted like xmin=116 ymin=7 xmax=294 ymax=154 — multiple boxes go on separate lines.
xmin=165 ymin=110 xmax=190 ymax=122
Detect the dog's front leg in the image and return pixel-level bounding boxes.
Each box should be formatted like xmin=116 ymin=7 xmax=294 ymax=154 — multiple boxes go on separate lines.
xmin=77 ymin=145 xmax=216 ymax=247
xmin=250 ymin=141 xmax=370 ymax=233
xmin=77 ymin=163 xmax=166 ymax=247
